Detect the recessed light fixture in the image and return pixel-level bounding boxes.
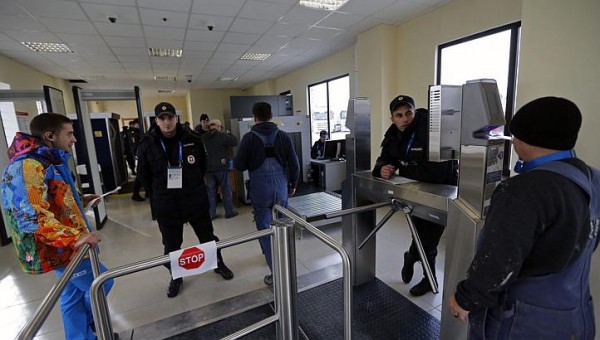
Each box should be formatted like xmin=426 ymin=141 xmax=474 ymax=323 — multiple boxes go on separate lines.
xmin=154 ymin=75 xmax=177 ymax=81
xmin=21 ymin=42 xmax=73 ymax=53
xmin=298 ymin=0 xmax=348 ymax=11
xmin=240 ymin=52 xmax=271 ymax=61
xmin=79 ymin=75 xmax=106 ymax=80
xmin=218 ymin=76 xmax=239 ymax=82
xmin=158 ymin=89 xmax=175 ymax=93
xmin=148 ymin=48 xmax=182 ymax=58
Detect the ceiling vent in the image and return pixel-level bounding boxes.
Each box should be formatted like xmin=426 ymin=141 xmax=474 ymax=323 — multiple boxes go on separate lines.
xmin=21 ymin=42 xmax=74 ymax=53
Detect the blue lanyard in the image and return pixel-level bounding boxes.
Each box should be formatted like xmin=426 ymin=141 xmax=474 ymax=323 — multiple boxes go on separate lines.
xmin=514 ymin=150 xmax=575 ymax=173
xmin=159 ymin=139 xmax=183 ymax=167
xmin=404 ymin=132 xmax=416 ymax=161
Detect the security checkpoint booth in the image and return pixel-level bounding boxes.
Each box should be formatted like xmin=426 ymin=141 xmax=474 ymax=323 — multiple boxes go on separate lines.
xmin=341 ymin=79 xmax=507 ymax=338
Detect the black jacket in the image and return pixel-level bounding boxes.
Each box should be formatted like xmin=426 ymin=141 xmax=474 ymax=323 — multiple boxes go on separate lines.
xmin=137 ymin=124 xmax=209 ymax=222
xmin=201 ymin=128 xmax=238 ymax=172
xmin=455 ymin=158 xmax=594 ymax=312
xmin=372 ymin=108 xmax=457 ymax=185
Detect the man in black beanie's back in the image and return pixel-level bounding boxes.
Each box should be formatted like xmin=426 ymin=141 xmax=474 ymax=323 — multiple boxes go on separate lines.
xmin=449 ymin=96 xmax=600 ymax=340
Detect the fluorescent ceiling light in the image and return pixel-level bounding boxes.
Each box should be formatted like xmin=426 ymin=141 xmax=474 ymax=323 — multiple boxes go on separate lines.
xmin=148 ymin=48 xmax=182 ymax=58
xmin=218 ymin=76 xmax=239 ymax=82
xmin=79 ymin=75 xmax=106 ymax=80
xmin=298 ymin=0 xmax=348 ymax=11
xmin=21 ymin=42 xmax=73 ymax=53
xmin=158 ymin=89 xmax=175 ymax=93
xmin=154 ymin=75 xmax=177 ymax=81
xmin=240 ymin=52 xmax=271 ymax=61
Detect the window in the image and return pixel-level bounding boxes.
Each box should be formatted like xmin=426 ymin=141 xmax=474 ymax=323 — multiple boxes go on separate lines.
xmin=437 ymin=22 xmax=520 ymax=174
xmin=308 ymin=75 xmax=350 ymax=145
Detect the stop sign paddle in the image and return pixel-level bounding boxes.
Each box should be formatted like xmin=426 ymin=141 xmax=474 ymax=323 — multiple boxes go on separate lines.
xmin=169 ymin=242 xmax=218 ymax=279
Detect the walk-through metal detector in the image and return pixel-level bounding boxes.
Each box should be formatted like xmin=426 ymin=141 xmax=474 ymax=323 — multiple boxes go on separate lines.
xmin=72 ymin=86 xmax=143 ymax=229
xmin=0 ymin=86 xmax=70 ymax=245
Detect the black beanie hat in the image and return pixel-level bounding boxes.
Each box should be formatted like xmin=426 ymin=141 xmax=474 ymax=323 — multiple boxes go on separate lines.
xmin=509 ymin=96 xmax=581 ymax=150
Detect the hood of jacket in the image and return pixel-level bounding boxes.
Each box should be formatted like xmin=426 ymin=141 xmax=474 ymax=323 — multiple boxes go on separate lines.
xmin=7 ymin=132 xmax=68 ymax=165
xmin=251 ymin=121 xmax=278 ymax=134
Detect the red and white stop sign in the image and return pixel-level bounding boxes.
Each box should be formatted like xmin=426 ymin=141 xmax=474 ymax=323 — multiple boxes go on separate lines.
xmin=178 ymin=247 xmax=205 ymax=270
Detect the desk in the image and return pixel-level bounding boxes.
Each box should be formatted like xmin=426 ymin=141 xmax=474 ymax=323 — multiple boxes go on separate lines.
xmin=310 ymin=159 xmax=346 ymax=191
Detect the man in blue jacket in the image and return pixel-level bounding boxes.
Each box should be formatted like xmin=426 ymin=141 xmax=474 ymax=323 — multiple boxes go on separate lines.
xmin=234 ymin=102 xmax=300 ymax=286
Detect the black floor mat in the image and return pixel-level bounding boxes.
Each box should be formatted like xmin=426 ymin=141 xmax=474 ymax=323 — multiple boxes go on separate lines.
xmin=168 ymin=278 xmax=439 ymax=339
xmin=297 ymin=278 xmax=440 ymax=340
xmin=168 ymin=304 xmax=278 ymax=339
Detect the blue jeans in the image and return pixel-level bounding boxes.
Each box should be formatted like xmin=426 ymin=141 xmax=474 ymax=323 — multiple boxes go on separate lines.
xmin=249 ymin=158 xmax=288 ymax=271
xmin=206 ymin=170 xmax=235 ymax=219
xmin=55 ymin=259 xmax=114 ymax=340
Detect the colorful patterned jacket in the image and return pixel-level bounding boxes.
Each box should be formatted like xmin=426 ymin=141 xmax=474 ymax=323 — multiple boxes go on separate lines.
xmin=2 ymin=132 xmax=91 ymax=274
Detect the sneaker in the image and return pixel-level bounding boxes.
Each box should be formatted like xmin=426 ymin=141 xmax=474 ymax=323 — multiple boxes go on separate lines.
xmin=131 ymin=194 xmax=145 ymax=202
xmin=225 ymin=211 xmax=239 ymax=219
xmin=409 ymin=278 xmax=434 ymax=296
xmin=264 ymin=274 xmax=273 ymax=287
xmin=214 ymin=264 xmax=234 ymax=280
xmin=167 ymin=278 xmax=183 ymax=298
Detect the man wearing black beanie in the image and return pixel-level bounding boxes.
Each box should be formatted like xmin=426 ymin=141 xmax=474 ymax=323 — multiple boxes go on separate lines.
xmin=449 ymin=97 xmax=600 ymax=340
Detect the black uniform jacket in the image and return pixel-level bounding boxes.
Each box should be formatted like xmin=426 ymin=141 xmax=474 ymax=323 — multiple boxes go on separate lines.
xmin=137 ymin=124 xmax=209 ymax=222
xmin=372 ymin=108 xmax=457 ymax=185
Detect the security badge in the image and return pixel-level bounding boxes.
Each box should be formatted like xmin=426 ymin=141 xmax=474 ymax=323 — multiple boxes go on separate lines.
xmin=187 ymin=155 xmax=195 ymax=164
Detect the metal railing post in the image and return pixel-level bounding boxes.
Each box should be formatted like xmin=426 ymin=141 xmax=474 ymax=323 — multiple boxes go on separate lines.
xmin=271 ymin=218 xmax=299 ymax=340
xmin=273 ymin=205 xmax=352 ymax=340
xmin=89 ymin=248 xmax=114 ymax=339
xmin=17 ymin=244 xmax=91 ymax=340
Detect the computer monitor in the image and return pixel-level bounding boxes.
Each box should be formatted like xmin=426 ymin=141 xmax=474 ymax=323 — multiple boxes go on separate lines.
xmin=323 ymin=139 xmax=346 ymax=160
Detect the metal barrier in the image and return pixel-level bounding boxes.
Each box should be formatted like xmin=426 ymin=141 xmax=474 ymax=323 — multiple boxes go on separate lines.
xmin=90 ymin=208 xmax=354 ymax=340
xmin=273 ymin=205 xmax=353 ymax=340
xmin=16 ymin=244 xmax=108 ymax=340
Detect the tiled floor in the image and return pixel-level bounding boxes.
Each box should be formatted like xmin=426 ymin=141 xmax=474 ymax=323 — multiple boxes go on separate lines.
xmin=0 ymin=190 xmax=446 ymax=339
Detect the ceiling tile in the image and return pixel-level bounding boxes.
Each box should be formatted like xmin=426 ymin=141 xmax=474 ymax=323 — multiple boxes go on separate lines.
xmin=280 ymin=5 xmax=330 ymax=26
xmin=56 ymin=33 xmax=106 ymax=45
xmin=217 ymin=43 xmax=251 ymax=53
xmin=191 ymin=0 xmax=244 ymax=17
xmin=104 ymin=36 xmax=147 ymax=48
xmin=80 ymin=0 xmax=137 ymax=6
xmin=137 ymin=0 xmax=192 ymax=12
xmin=316 ymin=11 xmax=364 ymax=30
xmin=39 ymin=18 xmax=99 ymax=35
xmin=18 ymin=0 xmax=88 ymax=20
xmin=146 ymin=39 xmax=183 ymax=49
xmin=211 ymin=51 xmax=242 ymax=60
xmin=0 ymin=15 xmax=48 ymax=31
xmin=188 ymin=14 xmax=234 ymax=32
xmin=184 ymin=41 xmax=219 ymax=51
xmin=0 ymin=0 xmax=32 ymax=16
xmin=185 ymin=29 xmax=225 ymax=42
xmin=238 ymin=0 xmax=293 ymax=21
xmin=111 ymin=47 xmax=148 ymax=56
xmin=0 ymin=41 xmax=33 ymax=52
xmin=117 ymin=55 xmax=150 ymax=62
xmin=339 ymin=0 xmax=396 ymax=16
xmin=265 ymin=22 xmax=309 ymax=38
xmin=285 ymin=38 xmax=322 ymax=49
xmin=94 ymin=23 xmax=144 ymax=37
xmin=139 ymin=8 xmax=189 ymax=28
xmin=3 ymin=30 xmax=61 ymax=43
xmin=81 ymin=3 xmax=140 ymax=24
xmin=222 ymin=32 xmax=260 ymax=45
xmin=229 ymin=18 xmax=274 ymax=35
xmin=144 ymin=26 xmax=185 ymax=40
xmin=298 ymin=26 xmax=341 ymax=40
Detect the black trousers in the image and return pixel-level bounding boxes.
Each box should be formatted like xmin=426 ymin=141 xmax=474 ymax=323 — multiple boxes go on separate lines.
xmin=157 ymin=216 xmax=223 ymax=271
xmin=407 ymin=216 xmax=446 ymax=273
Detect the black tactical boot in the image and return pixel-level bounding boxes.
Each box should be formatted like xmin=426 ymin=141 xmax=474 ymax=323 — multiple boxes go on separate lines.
xmin=167 ymin=278 xmax=183 ymax=298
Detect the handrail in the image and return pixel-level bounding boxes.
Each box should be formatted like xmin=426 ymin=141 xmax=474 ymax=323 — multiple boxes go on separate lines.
xmin=17 ymin=244 xmax=97 ymax=340
xmin=90 ymin=229 xmax=274 ymax=339
xmin=273 ymin=205 xmax=353 ymax=340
